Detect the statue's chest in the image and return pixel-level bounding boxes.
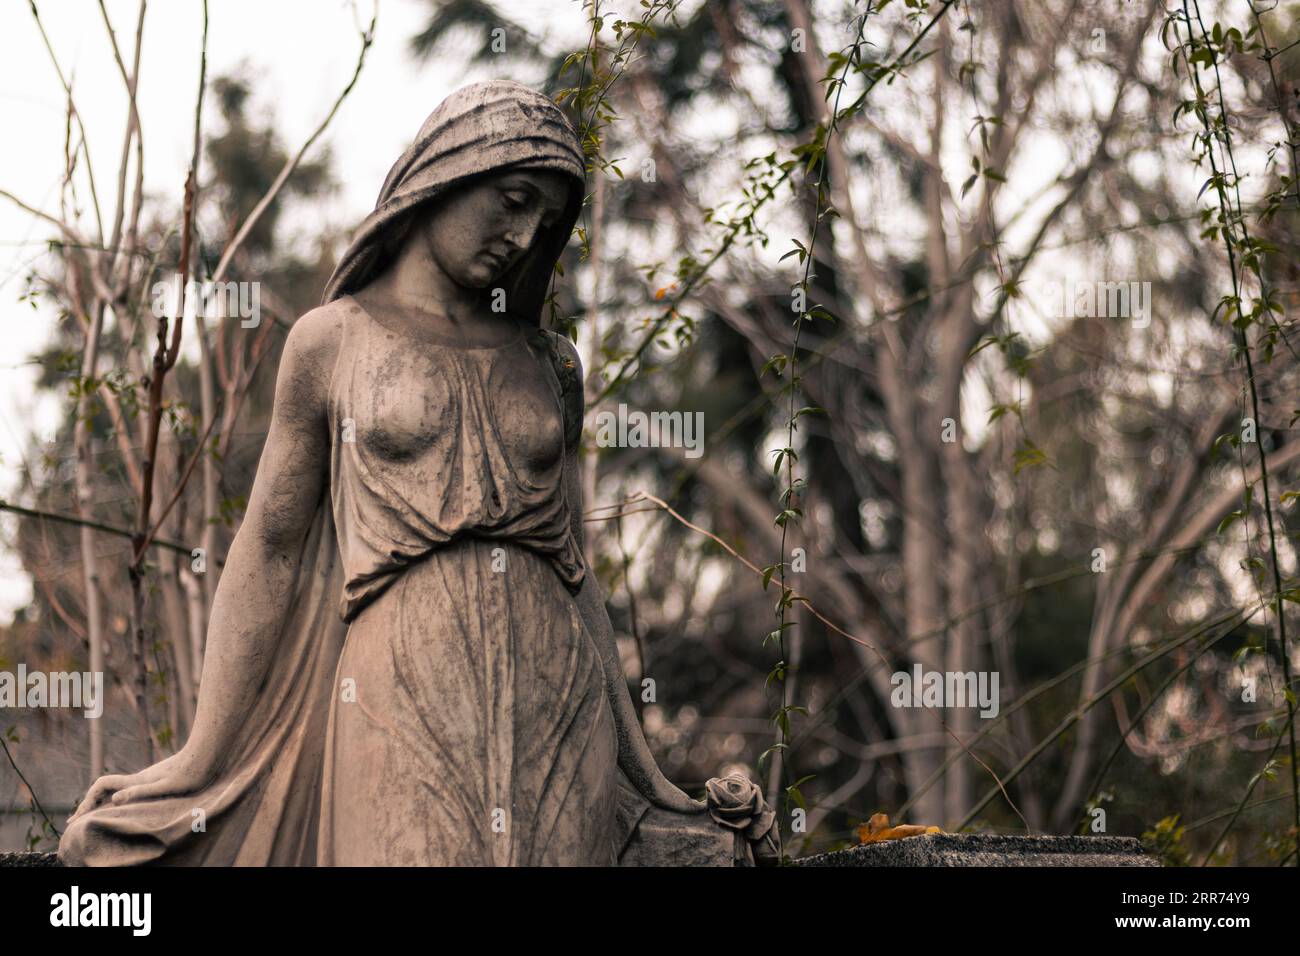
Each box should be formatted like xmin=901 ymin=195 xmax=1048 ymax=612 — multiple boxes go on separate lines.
xmin=345 ymin=334 xmax=566 ymax=477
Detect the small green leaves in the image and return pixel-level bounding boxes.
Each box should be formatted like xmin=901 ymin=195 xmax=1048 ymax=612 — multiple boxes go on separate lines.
xmin=786 ymin=403 xmax=823 ymax=430
xmin=774 ymin=508 xmax=802 ymax=528
xmin=780 ymin=477 xmax=808 ymax=506
xmin=1012 ymin=441 xmax=1050 ymax=475
xmin=780 ymin=239 xmax=809 ymax=264
xmin=771 ymin=703 xmax=808 ymax=737
xmin=757 ymin=742 xmax=788 ymax=771
xmin=1232 ymin=636 xmax=1262 ymax=664
xmin=961 ymin=155 xmax=980 ymax=199
xmin=987 ymin=401 xmax=1022 ymax=425
xmin=761 ymin=353 xmax=789 ymax=379
xmin=765 ymin=661 xmax=787 ymax=689
xmin=1255 ymin=715 xmax=1283 ymax=738
xmin=1141 ymin=814 xmax=1190 ymax=868
xmin=1216 ymin=509 xmax=1245 ymax=536
xmin=763 ymin=622 xmax=795 ymax=647
xmin=1249 ymin=759 xmax=1280 ymax=788
xmin=770 ymin=446 xmax=798 ymax=477
xmin=786 ymin=775 xmax=815 ymax=811
xmin=1210 ymin=431 xmax=1244 ymax=460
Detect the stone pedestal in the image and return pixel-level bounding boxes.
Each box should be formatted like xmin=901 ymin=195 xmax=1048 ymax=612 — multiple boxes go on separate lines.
xmin=794 ymin=833 xmax=1158 ymax=867
xmin=0 ymin=851 xmax=59 ymax=867
xmin=2 ymin=833 xmax=1158 ymax=867
xmin=618 ymin=807 xmax=737 ymax=867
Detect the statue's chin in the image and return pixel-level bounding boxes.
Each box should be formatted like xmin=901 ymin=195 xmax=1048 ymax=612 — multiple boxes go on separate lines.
xmin=451 ymin=266 xmax=500 ymax=291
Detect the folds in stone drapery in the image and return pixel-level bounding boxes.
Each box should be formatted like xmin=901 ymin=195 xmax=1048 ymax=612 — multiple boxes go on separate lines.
xmin=58 ymin=497 xmax=348 ymax=866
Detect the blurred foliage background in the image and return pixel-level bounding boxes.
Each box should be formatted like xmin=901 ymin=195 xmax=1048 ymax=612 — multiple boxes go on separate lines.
xmin=2 ymin=0 xmax=1299 ymax=865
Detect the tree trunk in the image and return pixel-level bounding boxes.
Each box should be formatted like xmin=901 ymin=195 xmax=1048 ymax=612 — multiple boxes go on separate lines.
xmin=75 ymin=300 xmax=108 ymax=781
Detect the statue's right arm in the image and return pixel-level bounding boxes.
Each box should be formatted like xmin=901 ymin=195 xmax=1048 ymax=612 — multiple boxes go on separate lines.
xmin=69 ymin=306 xmax=343 ymax=818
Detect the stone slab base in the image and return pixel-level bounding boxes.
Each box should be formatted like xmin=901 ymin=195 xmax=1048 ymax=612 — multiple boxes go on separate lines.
xmin=2 ymin=834 xmax=1157 ymax=867
xmin=618 ymin=807 xmax=736 ymax=866
xmin=794 ymin=833 xmax=1158 ymax=867
xmin=1 ymin=835 xmax=739 ymax=867
xmin=0 ymin=851 xmax=60 ymax=867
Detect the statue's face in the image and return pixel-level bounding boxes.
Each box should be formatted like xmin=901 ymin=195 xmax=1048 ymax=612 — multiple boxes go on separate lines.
xmin=414 ymin=168 xmax=571 ymax=291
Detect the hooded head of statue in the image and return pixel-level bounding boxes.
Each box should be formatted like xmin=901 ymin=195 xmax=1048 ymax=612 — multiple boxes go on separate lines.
xmin=321 ymin=79 xmax=585 ymax=328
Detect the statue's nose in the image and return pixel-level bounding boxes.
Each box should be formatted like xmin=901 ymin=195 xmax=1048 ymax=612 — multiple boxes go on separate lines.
xmin=504 ymin=211 xmax=545 ymax=254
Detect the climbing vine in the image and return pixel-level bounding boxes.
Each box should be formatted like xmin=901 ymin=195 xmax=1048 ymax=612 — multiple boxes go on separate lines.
xmin=1166 ymin=0 xmax=1299 ymax=865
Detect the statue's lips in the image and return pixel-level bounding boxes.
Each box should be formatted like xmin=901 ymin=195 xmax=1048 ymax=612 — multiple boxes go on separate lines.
xmin=480 ymin=250 xmax=510 ymax=270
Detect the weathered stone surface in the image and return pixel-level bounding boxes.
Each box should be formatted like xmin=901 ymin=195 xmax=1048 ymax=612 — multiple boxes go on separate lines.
xmin=619 ymin=808 xmax=737 ymax=867
xmin=0 ymin=851 xmax=60 ymax=867
xmin=6 ymin=834 xmax=1159 ymax=868
xmin=794 ymin=833 xmax=1158 ymax=867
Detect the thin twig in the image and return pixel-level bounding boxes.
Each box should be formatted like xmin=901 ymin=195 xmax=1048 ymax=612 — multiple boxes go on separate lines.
xmin=0 ymin=734 xmax=61 ymax=839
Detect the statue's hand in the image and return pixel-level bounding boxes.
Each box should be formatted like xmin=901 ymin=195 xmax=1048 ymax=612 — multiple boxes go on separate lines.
xmin=68 ymin=749 xmax=216 ymax=823
xmin=637 ymin=768 xmax=708 ymax=815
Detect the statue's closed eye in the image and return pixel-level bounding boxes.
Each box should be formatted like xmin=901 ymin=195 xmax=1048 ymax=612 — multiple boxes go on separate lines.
xmin=501 ymin=190 xmax=529 ymax=211
xmin=499 ymin=187 xmax=561 ymax=228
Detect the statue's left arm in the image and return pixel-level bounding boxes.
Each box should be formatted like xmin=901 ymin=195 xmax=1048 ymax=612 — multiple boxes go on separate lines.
xmin=559 ymin=342 xmax=705 ymax=815
xmin=571 ymin=545 xmax=706 ymax=814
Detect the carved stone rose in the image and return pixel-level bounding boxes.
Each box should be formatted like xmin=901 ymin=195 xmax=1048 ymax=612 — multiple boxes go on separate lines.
xmin=705 ymin=772 xmax=781 ymax=865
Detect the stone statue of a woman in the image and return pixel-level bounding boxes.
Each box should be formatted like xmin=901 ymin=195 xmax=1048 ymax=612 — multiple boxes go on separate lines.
xmin=58 ymin=79 xmax=711 ymax=866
